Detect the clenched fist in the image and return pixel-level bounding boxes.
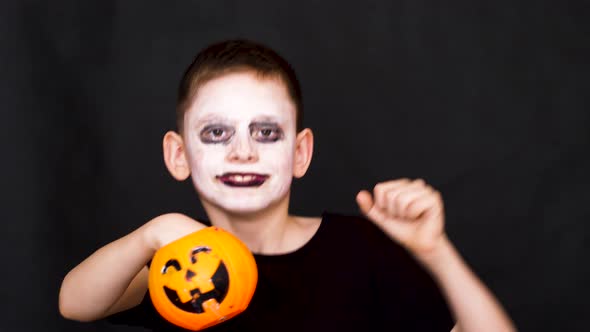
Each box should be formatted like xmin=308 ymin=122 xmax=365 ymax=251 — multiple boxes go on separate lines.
xmin=356 ymin=178 xmax=446 ymax=256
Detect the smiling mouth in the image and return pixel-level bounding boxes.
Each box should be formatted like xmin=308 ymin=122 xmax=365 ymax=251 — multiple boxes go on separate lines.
xmin=216 ymin=173 xmax=269 ymax=187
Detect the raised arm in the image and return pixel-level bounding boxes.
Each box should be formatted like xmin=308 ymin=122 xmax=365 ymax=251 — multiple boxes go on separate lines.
xmin=58 ymin=213 xmax=205 ymax=322
xmin=356 ymin=178 xmax=517 ymax=332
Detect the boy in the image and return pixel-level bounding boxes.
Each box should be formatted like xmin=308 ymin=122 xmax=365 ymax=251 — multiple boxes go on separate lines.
xmin=59 ymin=39 xmax=516 ymax=331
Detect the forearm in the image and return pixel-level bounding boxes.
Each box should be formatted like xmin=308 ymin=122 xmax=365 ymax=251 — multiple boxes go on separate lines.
xmin=58 ymin=222 xmax=155 ymax=322
xmin=415 ymin=236 xmax=517 ymax=332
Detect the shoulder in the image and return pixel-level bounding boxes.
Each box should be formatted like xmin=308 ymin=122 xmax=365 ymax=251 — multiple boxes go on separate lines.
xmin=319 ymin=211 xmax=427 ymax=269
xmin=320 ymin=211 xmax=397 ymax=244
xmin=313 ymin=211 xmax=413 ymax=262
xmin=319 ymin=214 xmax=454 ymax=328
xmin=320 ymin=211 xmax=372 ymax=229
xmin=150 ymin=212 xmax=205 ymax=224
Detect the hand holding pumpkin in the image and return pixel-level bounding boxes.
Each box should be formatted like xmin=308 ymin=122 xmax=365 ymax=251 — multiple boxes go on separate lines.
xmin=356 ymin=178 xmax=446 ymax=257
xmin=144 ymin=213 xmax=208 ymax=251
xmin=148 ymin=226 xmax=258 ymax=331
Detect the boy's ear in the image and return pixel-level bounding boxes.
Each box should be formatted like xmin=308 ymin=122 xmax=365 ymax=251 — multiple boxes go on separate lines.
xmin=293 ymin=128 xmax=314 ymax=178
xmin=163 ymin=131 xmax=191 ymax=181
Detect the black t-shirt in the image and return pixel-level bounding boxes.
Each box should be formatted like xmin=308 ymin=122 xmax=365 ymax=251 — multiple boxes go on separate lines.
xmin=107 ymin=212 xmax=454 ymax=331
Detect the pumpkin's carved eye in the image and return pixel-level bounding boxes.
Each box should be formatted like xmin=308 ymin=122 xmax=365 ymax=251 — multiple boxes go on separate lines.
xmin=162 ymin=259 xmax=181 ymax=274
xmin=190 ymin=246 xmax=212 ymax=264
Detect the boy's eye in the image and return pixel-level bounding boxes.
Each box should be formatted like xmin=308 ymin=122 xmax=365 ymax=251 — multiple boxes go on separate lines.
xmin=200 ymin=125 xmax=234 ymax=143
xmin=251 ymin=125 xmax=283 ymax=142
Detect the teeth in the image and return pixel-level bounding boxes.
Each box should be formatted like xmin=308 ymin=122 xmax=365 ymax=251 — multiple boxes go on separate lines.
xmin=230 ymin=175 xmax=254 ymax=182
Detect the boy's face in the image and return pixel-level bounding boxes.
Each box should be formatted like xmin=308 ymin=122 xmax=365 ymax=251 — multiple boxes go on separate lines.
xmin=181 ymin=72 xmax=298 ymax=213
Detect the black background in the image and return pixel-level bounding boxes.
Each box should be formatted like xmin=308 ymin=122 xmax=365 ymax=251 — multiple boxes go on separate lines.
xmin=1 ymin=1 xmax=588 ymax=331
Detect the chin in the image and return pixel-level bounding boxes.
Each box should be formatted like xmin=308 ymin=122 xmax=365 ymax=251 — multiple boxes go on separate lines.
xmin=219 ymin=200 xmax=274 ymax=214
xmin=199 ymin=186 xmax=291 ymax=215
xmin=204 ymin=193 xmax=289 ymax=216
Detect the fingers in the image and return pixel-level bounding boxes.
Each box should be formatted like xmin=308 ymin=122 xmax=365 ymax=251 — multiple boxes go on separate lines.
xmin=356 ymin=190 xmax=374 ymax=215
xmin=403 ymin=190 xmax=442 ymax=219
xmin=369 ymin=178 xmax=441 ymax=220
xmin=372 ymin=178 xmax=414 ymax=208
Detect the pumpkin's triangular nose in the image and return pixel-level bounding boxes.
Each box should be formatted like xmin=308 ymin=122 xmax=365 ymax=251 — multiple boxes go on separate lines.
xmin=185 ymin=269 xmax=196 ymax=281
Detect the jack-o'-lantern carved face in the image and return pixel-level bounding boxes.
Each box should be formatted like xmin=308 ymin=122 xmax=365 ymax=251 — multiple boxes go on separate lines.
xmin=149 ymin=227 xmax=258 ymax=331
xmin=161 ymin=246 xmax=229 ymax=313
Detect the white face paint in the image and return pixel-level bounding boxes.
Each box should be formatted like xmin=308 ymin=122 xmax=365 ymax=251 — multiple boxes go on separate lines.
xmin=182 ymin=72 xmax=297 ymax=213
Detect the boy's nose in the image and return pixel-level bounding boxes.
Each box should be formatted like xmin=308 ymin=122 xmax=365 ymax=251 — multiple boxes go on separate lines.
xmin=227 ymin=136 xmax=258 ymax=163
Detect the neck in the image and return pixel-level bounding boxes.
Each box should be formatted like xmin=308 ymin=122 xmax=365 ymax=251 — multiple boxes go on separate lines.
xmin=200 ymin=194 xmax=293 ymax=254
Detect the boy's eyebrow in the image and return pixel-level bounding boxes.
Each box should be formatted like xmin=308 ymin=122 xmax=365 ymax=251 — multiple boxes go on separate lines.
xmin=193 ymin=115 xmax=286 ymax=128
xmin=249 ymin=121 xmax=281 ymax=127
xmin=250 ymin=115 xmax=284 ymax=124
xmin=195 ymin=114 xmax=229 ymax=123
xmin=194 ymin=114 xmax=229 ymax=127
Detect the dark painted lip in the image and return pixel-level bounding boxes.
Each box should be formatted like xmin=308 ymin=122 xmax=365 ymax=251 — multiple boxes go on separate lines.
xmin=216 ymin=173 xmax=269 ymax=187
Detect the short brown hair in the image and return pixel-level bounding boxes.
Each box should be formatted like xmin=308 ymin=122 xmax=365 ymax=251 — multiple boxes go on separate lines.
xmin=176 ymin=39 xmax=303 ymax=133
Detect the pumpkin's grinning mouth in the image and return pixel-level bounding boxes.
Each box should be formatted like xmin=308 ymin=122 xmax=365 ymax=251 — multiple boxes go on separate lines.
xmin=162 ymin=262 xmax=230 ymax=313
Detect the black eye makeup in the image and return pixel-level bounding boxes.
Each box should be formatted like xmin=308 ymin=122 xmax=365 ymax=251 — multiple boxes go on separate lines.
xmin=200 ymin=124 xmax=235 ymax=144
xmin=198 ymin=121 xmax=284 ymax=144
xmin=250 ymin=122 xmax=284 ymax=143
